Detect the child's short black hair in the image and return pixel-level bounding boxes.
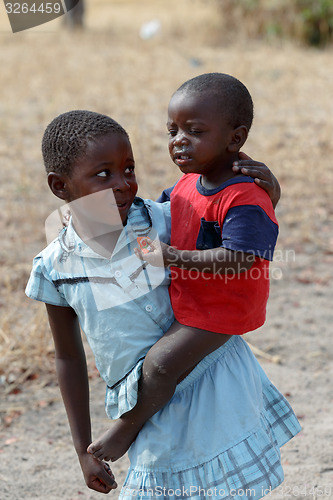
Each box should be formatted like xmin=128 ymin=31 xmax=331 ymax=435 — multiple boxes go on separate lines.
xmin=42 ymin=110 xmax=129 ymax=177
xmin=176 ymin=73 xmax=254 ymax=131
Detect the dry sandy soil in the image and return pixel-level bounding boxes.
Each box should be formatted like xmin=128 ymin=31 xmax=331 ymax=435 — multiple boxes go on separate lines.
xmin=0 ymin=1 xmax=333 ymax=499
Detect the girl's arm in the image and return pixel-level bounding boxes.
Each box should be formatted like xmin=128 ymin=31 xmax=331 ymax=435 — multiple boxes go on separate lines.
xmin=157 ymin=154 xmax=280 ymax=208
xmin=233 ymin=152 xmax=281 ymax=208
xmin=45 ymin=304 xmax=117 ymax=493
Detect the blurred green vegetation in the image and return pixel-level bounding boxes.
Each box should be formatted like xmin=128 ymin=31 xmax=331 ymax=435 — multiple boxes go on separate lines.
xmin=218 ymin=0 xmax=333 ymax=47
xmin=298 ymin=0 xmax=333 ymax=46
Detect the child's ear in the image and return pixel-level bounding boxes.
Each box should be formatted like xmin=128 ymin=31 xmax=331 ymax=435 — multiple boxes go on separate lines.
xmin=48 ymin=172 xmax=69 ymax=201
xmin=227 ymin=126 xmax=248 ymax=153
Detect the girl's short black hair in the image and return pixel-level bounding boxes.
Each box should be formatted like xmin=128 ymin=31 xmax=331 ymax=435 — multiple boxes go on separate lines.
xmin=176 ymin=73 xmax=254 ymax=130
xmin=42 ymin=110 xmax=129 ymax=177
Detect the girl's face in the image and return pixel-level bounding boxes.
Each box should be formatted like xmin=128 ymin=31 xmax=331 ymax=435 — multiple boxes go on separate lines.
xmin=64 ymin=133 xmax=138 ymax=225
xmin=167 ymin=91 xmax=237 ymax=187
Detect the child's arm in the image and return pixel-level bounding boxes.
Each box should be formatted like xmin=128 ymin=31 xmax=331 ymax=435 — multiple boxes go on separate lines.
xmin=232 ymin=152 xmax=281 ymax=208
xmin=137 ymin=241 xmax=255 ymax=275
xmin=45 ymin=304 xmax=117 ymax=493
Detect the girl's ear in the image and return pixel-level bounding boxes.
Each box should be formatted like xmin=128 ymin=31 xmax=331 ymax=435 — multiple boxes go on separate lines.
xmin=48 ymin=172 xmax=69 ymax=201
xmin=227 ymin=125 xmax=248 ymax=153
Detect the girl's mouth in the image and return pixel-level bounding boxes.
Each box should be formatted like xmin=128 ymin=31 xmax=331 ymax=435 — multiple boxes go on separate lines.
xmin=116 ymin=200 xmax=131 ymax=212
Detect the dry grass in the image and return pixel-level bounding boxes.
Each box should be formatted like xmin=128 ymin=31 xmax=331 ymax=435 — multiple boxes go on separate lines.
xmin=1 ymin=0 xmax=332 ymax=399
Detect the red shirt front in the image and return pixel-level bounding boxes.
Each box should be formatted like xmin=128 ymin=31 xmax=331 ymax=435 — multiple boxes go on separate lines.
xmin=169 ymin=174 xmax=279 ymax=335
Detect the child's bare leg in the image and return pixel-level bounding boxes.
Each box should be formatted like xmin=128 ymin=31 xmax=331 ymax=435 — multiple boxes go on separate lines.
xmin=88 ymin=321 xmax=231 ymax=461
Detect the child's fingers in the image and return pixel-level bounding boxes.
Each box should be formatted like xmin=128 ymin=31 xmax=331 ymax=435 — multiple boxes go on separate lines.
xmin=136 ymin=237 xmax=159 ymax=262
xmin=237 ymin=151 xmax=253 ymax=161
xmin=134 ymin=247 xmax=142 ymax=259
xmin=254 ymin=178 xmax=271 ymax=189
xmin=233 ymin=164 xmax=270 ymax=181
xmin=99 ymin=462 xmax=117 ymax=490
xmin=103 ymin=461 xmax=117 ymax=482
xmin=234 ymin=161 xmax=266 ymax=169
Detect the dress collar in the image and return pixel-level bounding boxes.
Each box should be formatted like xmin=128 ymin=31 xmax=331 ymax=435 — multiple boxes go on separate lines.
xmin=58 ymin=197 xmax=152 ymax=260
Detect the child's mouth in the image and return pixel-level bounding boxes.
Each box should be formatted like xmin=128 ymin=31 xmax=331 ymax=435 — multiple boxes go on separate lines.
xmin=174 ymin=148 xmax=192 ymax=166
xmin=174 ymin=154 xmax=192 ymax=167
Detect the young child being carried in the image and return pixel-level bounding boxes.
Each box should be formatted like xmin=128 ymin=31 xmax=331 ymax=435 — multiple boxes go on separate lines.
xmin=86 ymin=74 xmax=301 ymax=499
xmin=25 ymin=94 xmax=299 ymax=499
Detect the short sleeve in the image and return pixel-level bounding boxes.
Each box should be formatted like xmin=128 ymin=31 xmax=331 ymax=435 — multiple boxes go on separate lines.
xmin=147 ymin=199 xmax=171 ymax=245
xmin=25 ymin=255 xmax=70 ymax=307
xmin=160 ymin=201 xmax=171 ymax=244
xmin=221 ymin=205 xmax=279 ymax=261
xmin=156 ymin=183 xmax=177 ymax=203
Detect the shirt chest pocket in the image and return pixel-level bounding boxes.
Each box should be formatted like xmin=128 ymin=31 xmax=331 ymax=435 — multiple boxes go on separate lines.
xmin=196 ymin=218 xmax=222 ymax=250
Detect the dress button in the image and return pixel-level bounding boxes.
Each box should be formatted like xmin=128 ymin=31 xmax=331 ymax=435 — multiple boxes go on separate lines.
xmin=145 ymin=304 xmax=153 ymax=312
xmin=115 ymin=270 xmax=122 ymax=278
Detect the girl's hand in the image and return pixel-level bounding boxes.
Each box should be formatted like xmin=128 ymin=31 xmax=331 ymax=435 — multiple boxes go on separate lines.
xmin=79 ymin=452 xmax=117 ymax=494
xmin=233 ymin=152 xmax=281 ymax=208
xmin=135 ymin=238 xmax=178 ymax=268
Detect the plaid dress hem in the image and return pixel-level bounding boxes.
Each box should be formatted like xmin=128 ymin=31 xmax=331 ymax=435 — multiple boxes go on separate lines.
xmin=118 ymin=337 xmax=301 ymax=500
xmin=120 ymin=393 xmax=300 ymax=499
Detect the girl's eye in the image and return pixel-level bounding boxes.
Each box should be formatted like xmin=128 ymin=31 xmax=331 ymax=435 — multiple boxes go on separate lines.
xmin=96 ymin=170 xmax=109 ymax=177
xmin=125 ymin=166 xmax=135 ymax=175
xmin=167 ymin=130 xmax=177 ymax=137
xmin=190 ymin=129 xmax=202 ymax=135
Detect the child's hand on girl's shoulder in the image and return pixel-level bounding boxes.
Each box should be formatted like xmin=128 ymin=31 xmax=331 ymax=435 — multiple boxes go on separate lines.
xmin=232 ymin=152 xmax=281 ymax=208
xmin=79 ymin=452 xmax=117 ymax=493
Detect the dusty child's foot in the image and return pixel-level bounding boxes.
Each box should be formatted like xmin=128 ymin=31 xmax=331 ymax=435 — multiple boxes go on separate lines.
xmin=87 ymin=418 xmax=139 ymax=462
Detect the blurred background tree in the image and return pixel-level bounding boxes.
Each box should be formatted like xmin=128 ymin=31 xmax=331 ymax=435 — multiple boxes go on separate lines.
xmin=217 ymin=0 xmax=333 ymax=47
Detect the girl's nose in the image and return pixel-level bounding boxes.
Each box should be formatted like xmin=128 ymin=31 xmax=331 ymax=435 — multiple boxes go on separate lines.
xmin=113 ymin=175 xmax=130 ymax=191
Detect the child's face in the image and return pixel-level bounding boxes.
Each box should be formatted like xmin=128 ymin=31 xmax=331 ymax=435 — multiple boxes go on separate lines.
xmin=64 ymin=133 xmax=138 ymax=224
xmin=167 ymin=91 xmax=236 ymax=184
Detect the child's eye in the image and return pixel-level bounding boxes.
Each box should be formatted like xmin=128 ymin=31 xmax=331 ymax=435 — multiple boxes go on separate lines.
xmin=189 ymin=129 xmax=202 ymax=135
xmin=96 ymin=170 xmax=109 ymax=177
xmin=125 ymin=166 xmax=135 ymax=175
xmin=167 ymin=130 xmax=177 ymax=137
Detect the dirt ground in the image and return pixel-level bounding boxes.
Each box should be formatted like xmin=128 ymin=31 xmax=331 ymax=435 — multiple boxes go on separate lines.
xmin=0 ymin=0 xmax=333 ymax=499
xmin=2 ymin=268 xmax=333 ymax=500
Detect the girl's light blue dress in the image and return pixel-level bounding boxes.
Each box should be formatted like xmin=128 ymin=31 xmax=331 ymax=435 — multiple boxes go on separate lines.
xmin=25 ymin=198 xmax=301 ymax=500
xmin=121 ymin=336 xmax=301 ymax=500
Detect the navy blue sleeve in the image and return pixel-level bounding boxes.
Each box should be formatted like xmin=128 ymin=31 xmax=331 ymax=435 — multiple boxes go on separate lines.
xmin=221 ymin=205 xmax=279 ymax=261
xmin=156 ymin=184 xmax=177 ymax=203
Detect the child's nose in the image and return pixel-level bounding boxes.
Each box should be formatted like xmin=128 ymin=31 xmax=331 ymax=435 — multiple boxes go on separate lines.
xmin=173 ymin=132 xmax=189 ymax=146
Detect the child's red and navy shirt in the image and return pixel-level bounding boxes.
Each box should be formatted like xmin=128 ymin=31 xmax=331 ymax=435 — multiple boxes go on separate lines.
xmin=163 ymin=174 xmax=279 ymax=335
